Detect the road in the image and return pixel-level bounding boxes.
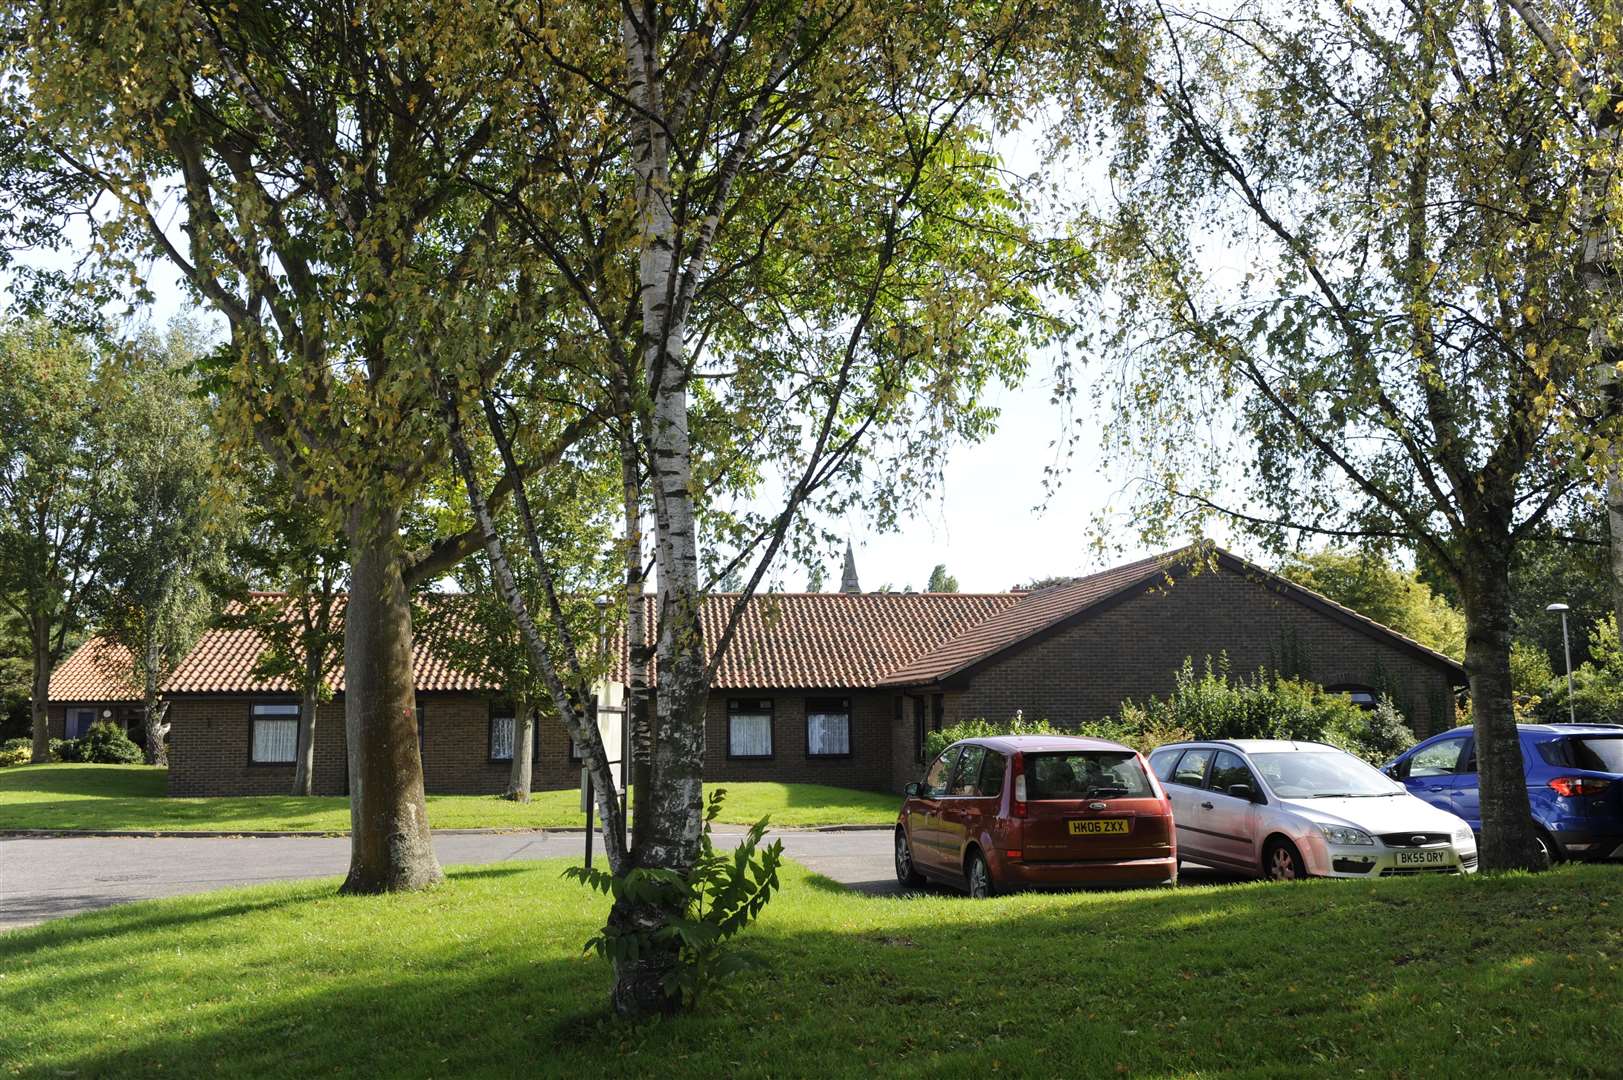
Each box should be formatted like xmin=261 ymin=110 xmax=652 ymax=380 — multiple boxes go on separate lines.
xmin=0 ymin=830 xmax=1241 ymax=931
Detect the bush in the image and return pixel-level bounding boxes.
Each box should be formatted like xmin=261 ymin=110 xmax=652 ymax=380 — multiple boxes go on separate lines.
xmin=75 ymin=722 xmax=144 ymax=764
xmin=1091 ymin=656 xmax=1416 ymax=764
xmin=924 ymin=713 xmax=1056 ymax=762
xmin=565 ymin=789 xmax=783 ymax=1009
xmin=52 ymin=737 xmax=84 ymax=762
xmin=0 ymin=738 xmax=30 ymax=767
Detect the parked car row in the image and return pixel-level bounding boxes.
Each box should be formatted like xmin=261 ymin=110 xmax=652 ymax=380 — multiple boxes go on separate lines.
xmin=897 ymin=722 xmax=1623 ymax=897
xmin=896 ymin=734 xmax=1479 ymax=897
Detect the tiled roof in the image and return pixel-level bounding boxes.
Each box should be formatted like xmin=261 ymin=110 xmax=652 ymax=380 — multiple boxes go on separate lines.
xmin=48 ymin=590 xmax=1021 ymax=700
xmin=877 ymin=551 xmax=1180 ymax=686
xmin=47 ymin=638 xmax=142 ymax=703
xmin=699 ymin=592 xmax=1019 ymax=689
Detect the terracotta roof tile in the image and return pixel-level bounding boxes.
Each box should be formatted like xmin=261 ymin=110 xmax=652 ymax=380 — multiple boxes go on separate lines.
xmin=46 ymin=638 xmax=142 ymax=703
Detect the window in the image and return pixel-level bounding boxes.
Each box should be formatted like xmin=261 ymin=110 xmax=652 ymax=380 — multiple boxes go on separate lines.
xmin=806 ymin=698 xmax=851 ymax=757
xmin=66 ymin=708 xmax=97 ymax=740
xmin=490 ymin=707 xmax=515 ymax=762
xmin=727 ymin=699 xmax=773 ymax=758
xmin=1149 ymin=749 xmax=1180 ymax=781
xmin=1209 ymin=751 xmax=1257 ymax=798
xmin=1171 ymin=748 xmax=1214 ymax=788
xmin=1329 ymin=684 xmax=1380 ymax=711
xmin=1541 ymin=736 xmax=1623 ymax=772
xmin=979 ymin=751 xmax=1007 ymax=798
xmin=1409 ymin=737 xmax=1467 ymax=777
xmin=251 ymin=703 xmax=300 ymax=764
xmin=948 ymin=745 xmax=987 ymax=796
xmin=921 ymin=747 xmax=958 ymax=797
xmin=1026 ymin=751 xmax=1154 ymax=799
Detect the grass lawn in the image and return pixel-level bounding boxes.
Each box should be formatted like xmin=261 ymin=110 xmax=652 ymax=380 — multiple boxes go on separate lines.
xmin=0 ymin=764 xmax=899 ymax=832
xmin=3 ymin=861 xmax=1620 ymax=1078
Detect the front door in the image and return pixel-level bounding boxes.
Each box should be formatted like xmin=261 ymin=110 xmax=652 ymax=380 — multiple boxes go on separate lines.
xmin=1203 ymin=750 xmax=1263 ymax=868
xmin=1401 ymin=735 xmax=1470 ymax=817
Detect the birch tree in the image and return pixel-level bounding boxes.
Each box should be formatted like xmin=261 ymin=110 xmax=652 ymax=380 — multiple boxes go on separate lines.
xmin=1089 ymin=0 xmax=1614 ymax=869
xmin=431 ymin=0 xmax=1111 ymax=1016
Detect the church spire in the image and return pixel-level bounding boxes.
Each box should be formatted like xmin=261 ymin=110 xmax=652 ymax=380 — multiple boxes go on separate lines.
xmin=839 ymin=540 xmax=862 ymax=594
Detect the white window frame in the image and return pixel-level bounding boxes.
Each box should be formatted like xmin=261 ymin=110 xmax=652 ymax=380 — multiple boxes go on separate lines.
xmin=490 ymin=708 xmax=515 ymax=762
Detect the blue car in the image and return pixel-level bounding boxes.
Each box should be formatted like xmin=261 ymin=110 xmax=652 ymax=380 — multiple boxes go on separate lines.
xmin=1384 ymin=723 xmax=1623 ymax=863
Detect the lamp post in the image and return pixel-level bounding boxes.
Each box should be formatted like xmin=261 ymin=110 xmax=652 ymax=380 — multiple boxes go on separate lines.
xmin=1546 ymin=602 xmax=1574 ymax=724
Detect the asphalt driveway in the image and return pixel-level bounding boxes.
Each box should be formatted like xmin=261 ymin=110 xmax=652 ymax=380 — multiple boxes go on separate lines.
xmin=0 ymin=829 xmax=901 ymax=931
xmin=1 ymin=830 xmax=1244 ymax=931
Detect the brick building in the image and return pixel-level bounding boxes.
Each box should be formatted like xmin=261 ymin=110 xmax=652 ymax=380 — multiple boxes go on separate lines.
xmin=46 ymin=547 xmax=1465 ymax=796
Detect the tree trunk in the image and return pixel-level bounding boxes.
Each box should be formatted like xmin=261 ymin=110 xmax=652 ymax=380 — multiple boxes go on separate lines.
xmin=142 ymin=646 xmax=168 ymax=766
xmin=293 ymin=681 xmax=319 ymax=797
xmin=340 ymin=501 xmax=442 ymax=894
xmin=30 ymin=620 xmax=52 ymax=763
xmin=506 ymin=698 xmax=533 ymax=802
xmin=621 ymin=422 xmax=653 ymax=854
xmin=1460 ymin=548 xmax=1546 ymax=872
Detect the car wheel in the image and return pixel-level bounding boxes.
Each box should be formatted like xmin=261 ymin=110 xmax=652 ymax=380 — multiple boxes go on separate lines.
xmin=895 ymin=828 xmax=924 ymax=887
xmin=1264 ymin=838 xmax=1306 ymax=882
xmin=966 ymin=849 xmax=995 ymax=899
xmin=1533 ymin=829 xmax=1560 ymax=869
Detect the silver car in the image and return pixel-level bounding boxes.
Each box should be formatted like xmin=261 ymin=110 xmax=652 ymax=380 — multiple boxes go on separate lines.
xmin=1147 ymin=739 xmax=1478 ymax=880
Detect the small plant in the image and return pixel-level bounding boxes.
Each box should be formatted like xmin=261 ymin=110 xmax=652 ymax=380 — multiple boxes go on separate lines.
xmin=564 ymin=788 xmax=784 ymax=1009
xmin=74 ymin=722 xmax=144 ymax=764
xmin=0 ymin=738 xmax=29 ymax=767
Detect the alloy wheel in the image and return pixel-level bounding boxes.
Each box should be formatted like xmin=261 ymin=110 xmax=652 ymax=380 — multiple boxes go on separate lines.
xmin=895 ymin=832 xmax=912 ymax=880
xmin=1269 ymin=845 xmax=1298 ymax=881
xmin=967 ymin=854 xmax=992 ymax=899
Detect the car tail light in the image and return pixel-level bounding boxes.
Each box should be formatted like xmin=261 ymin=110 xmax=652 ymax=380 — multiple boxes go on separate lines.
xmin=1549 ymin=776 xmax=1613 ymax=797
xmin=1004 ymin=849 xmax=1022 ymax=860
xmin=1011 ymin=751 xmax=1027 ymax=818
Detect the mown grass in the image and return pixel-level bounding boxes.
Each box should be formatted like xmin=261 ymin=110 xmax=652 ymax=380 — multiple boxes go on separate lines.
xmin=0 ymin=764 xmax=899 ymax=832
xmin=2 ymin=858 xmax=1619 ymax=1078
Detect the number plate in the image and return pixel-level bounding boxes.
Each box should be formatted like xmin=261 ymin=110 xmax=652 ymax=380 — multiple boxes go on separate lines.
xmin=1067 ymin=819 xmax=1129 ymax=836
xmin=1394 ymin=848 xmax=1450 ymax=867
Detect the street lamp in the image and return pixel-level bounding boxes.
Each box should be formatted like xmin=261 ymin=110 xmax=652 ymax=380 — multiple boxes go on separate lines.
xmin=1546 ymin=602 xmax=1575 ymax=724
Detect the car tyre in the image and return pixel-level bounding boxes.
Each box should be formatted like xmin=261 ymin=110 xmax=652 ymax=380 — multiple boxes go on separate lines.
xmin=1533 ymin=828 xmax=1560 ymax=869
xmin=1263 ymin=838 xmax=1306 ymax=882
xmin=966 ymin=849 xmax=995 ymax=899
xmin=895 ymin=828 xmax=925 ymax=887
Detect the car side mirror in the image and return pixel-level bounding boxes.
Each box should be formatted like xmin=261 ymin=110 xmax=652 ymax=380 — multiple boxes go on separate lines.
xmin=904 ymin=782 xmax=921 ymax=798
xmin=1227 ymin=783 xmax=1256 ymax=802
xmin=1380 ymin=763 xmax=1400 ymax=779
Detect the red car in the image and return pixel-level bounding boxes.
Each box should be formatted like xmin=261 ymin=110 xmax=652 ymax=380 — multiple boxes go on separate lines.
xmin=895 ymin=735 xmax=1177 ymax=897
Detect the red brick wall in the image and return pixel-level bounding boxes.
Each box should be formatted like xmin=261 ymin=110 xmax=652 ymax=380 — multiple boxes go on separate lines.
xmin=948 ymin=567 xmax=1459 ymax=738
xmin=44 ymin=703 xmax=143 ymax=744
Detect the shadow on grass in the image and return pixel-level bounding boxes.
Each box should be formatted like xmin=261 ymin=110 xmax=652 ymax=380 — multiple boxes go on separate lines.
xmin=8 ymin=863 xmax=1619 ymax=1078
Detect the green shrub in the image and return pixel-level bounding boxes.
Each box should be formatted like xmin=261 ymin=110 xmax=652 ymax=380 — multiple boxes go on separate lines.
xmin=52 ymin=737 xmax=84 ymax=762
xmin=1093 ymin=656 xmax=1416 ymax=763
xmin=564 ymin=788 xmax=783 ymax=1009
xmin=924 ymin=713 xmax=1057 ymax=762
xmin=75 ymin=722 xmax=144 ymax=764
xmin=0 ymin=738 xmax=30 ymax=767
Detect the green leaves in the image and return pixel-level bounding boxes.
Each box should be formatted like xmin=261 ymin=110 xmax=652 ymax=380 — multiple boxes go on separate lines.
xmin=562 ymin=788 xmax=785 ymax=1009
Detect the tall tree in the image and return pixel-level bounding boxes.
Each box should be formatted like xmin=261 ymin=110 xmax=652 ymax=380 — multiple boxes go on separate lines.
xmin=1091 ymin=0 xmax=1611 ymax=869
xmin=91 ymin=328 xmax=235 ymax=765
xmin=433 ymin=0 xmax=1110 ymax=1016
xmin=4 ymin=2 xmax=581 ymax=890
xmin=1279 ymin=549 xmax=1465 ymax=660
xmin=926 ymin=564 xmax=960 ymax=593
xmin=0 ymin=319 xmax=113 ymax=762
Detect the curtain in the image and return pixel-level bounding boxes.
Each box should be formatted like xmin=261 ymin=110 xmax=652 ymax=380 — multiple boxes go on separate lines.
xmin=729 ymin=713 xmax=772 ymax=757
xmin=252 ymin=718 xmax=298 ymax=763
xmin=807 ymin=710 xmax=850 ymax=755
xmin=491 ymin=716 xmax=514 ymax=760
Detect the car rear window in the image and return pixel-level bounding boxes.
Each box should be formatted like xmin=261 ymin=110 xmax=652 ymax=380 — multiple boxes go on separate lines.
xmin=1541 ymin=736 xmax=1623 ymax=773
xmin=1025 ymin=751 xmax=1154 ymax=799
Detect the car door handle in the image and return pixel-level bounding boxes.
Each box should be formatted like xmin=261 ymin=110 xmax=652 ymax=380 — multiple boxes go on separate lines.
xmin=1427 ymin=786 xmax=1445 ymax=792
xmin=1200 ymin=801 xmax=1214 ymax=809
